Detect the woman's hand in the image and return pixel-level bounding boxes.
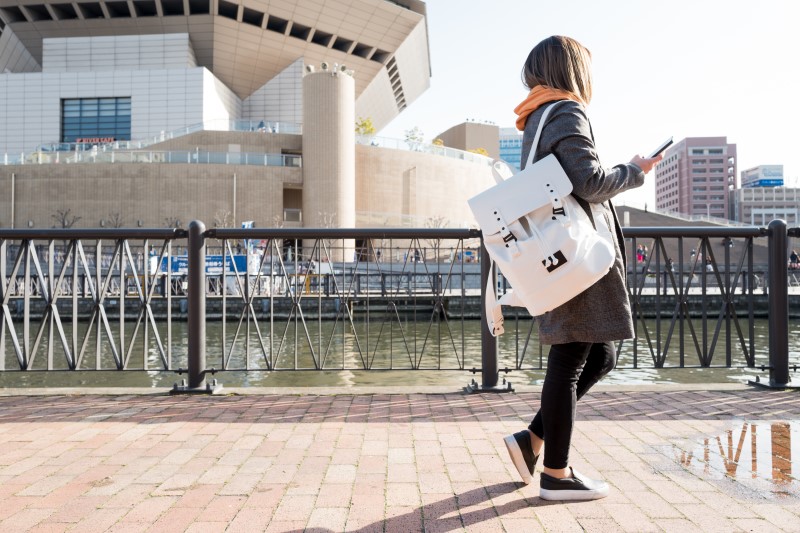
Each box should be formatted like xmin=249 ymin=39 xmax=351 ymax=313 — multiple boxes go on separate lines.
xmin=630 ymin=154 xmax=663 ymax=175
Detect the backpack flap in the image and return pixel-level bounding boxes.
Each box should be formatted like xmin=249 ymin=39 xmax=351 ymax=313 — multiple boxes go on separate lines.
xmin=468 ymin=154 xmax=573 ymax=237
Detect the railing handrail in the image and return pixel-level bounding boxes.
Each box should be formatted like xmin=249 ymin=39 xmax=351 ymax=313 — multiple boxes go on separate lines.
xmin=0 ymin=228 xmax=185 ymax=239
xmin=1 ymin=150 xmax=302 ymax=167
xmin=622 ymin=226 xmax=765 ymax=238
xmin=209 ymin=227 xmax=480 ymax=240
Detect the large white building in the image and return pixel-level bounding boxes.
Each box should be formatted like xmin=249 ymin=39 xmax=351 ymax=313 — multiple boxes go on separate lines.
xmin=0 ymin=0 xmax=431 ymax=153
xmin=0 ymin=0 xmax=494 ymax=234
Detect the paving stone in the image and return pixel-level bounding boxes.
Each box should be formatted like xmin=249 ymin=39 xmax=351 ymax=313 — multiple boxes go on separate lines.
xmin=0 ymin=389 xmax=798 ymax=532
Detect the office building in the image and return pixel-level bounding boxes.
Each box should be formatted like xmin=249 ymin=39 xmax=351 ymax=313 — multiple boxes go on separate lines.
xmin=741 ymin=165 xmax=784 ymax=188
xmin=654 ymin=136 xmax=737 ymax=220
xmin=734 ymin=187 xmax=800 ymax=225
xmin=499 ymin=127 xmax=522 ymax=171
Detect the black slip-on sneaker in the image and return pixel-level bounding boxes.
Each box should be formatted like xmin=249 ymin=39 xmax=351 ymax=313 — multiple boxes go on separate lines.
xmin=539 ymin=467 xmax=609 ymax=501
xmin=503 ymin=430 xmax=539 ymax=484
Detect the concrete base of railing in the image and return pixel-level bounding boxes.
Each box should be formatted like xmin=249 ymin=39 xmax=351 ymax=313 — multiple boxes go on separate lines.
xmin=170 ymin=378 xmax=225 ymax=395
xmin=747 ymin=375 xmax=800 ymax=390
xmin=464 ymin=378 xmax=514 ymax=394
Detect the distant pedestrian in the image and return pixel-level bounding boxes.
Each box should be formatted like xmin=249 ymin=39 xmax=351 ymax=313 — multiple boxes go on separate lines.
xmin=503 ymin=35 xmax=662 ymax=502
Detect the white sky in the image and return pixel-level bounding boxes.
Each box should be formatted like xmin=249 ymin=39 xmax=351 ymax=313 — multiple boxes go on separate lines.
xmin=379 ymin=0 xmax=800 ymax=208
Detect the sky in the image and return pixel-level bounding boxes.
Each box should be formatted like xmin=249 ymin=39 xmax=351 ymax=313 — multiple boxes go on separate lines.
xmin=379 ymin=0 xmax=800 ymax=208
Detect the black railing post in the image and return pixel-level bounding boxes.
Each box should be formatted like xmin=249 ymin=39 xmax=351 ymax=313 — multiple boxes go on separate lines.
xmin=467 ymin=236 xmax=512 ymax=393
xmin=172 ymin=220 xmax=221 ymax=394
xmin=766 ymin=219 xmax=790 ymax=387
xmin=188 ymin=220 xmax=206 ymax=389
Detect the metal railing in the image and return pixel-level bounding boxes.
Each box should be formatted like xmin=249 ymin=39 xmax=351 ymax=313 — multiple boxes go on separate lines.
xmin=0 ymin=228 xmax=183 ymax=371
xmin=357 ymin=135 xmax=493 ymax=166
xmin=2 ymin=150 xmax=301 ymax=167
xmin=0 ymin=222 xmax=796 ymax=390
xmin=33 ymin=120 xmax=304 ymax=153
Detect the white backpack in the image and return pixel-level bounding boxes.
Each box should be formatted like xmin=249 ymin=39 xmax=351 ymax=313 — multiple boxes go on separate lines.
xmin=467 ymin=101 xmax=616 ymax=336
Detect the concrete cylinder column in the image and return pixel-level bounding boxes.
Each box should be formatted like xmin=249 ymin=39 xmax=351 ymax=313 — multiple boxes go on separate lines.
xmin=302 ymin=66 xmax=356 ymax=262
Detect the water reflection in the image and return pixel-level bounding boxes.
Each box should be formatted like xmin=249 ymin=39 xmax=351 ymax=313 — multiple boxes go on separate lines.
xmin=0 ymin=318 xmax=795 ymax=388
xmin=674 ymin=421 xmax=799 ymax=496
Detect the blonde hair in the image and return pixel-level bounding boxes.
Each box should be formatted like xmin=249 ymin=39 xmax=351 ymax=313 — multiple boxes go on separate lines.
xmin=522 ymin=36 xmax=593 ymax=104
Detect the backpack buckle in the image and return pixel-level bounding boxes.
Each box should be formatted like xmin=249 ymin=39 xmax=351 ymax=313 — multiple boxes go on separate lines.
xmin=502 ymin=232 xmax=516 ymax=243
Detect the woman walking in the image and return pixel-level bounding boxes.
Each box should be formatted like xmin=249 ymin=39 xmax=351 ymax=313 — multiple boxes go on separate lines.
xmin=503 ymin=35 xmax=662 ymax=501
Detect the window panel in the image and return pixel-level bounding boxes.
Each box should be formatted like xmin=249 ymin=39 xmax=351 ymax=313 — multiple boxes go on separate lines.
xmin=61 ymin=97 xmax=131 ymax=142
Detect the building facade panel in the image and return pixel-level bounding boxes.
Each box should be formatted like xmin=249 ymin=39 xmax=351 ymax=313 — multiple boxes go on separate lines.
xmin=0 ymin=28 xmax=40 ymax=73
xmin=243 ymin=58 xmax=304 ymax=124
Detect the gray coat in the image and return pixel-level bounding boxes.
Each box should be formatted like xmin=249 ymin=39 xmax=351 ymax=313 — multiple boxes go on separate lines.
xmin=520 ymin=100 xmax=644 ymax=344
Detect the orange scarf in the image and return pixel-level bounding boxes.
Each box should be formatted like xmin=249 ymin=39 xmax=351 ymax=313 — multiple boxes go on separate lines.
xmin=514 ymin=86 xmax=583 ymax=131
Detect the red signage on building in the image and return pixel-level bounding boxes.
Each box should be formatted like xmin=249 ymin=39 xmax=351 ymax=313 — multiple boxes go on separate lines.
xmin=76 ymin=137 xmax=115 ymax=144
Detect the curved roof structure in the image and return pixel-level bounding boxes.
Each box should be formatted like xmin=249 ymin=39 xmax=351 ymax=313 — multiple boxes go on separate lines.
xmin=0 ymin=0 xmax=430 ymax=130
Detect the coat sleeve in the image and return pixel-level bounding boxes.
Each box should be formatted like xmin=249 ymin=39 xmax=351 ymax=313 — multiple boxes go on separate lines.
xmin=534 ymin=101 xmax=645 ymax=204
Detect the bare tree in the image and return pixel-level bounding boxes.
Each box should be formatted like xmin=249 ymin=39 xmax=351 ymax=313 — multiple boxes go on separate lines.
xmin=318 ymin=211 xmax=337 ymax=261
xmin=270 ymin=214 xmax=285 ymax=261
xmin=213 ymin=209 xmax=234 ymax=228
xmin=164 ymin=216 xmax=182 ymax=229
xmin=51 ymin=208 xmax=81 ymax=229
xmin=424 ymin=215 xmax=449 ymax=263
xmin=107 ymin=212 xmax=125 ymax=228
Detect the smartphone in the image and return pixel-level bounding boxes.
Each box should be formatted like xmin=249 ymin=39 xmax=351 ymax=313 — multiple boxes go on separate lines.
xmin=648 ymin=137 xmax=673 ymax=158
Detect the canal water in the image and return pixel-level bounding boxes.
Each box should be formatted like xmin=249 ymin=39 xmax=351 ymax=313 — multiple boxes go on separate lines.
xmin=1 ymin=318 xmax=796 ymax=389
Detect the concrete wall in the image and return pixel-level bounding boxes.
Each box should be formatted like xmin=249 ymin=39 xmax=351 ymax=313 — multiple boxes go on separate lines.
xmin=0 ymin=164 xmax=298 ymax=230
xmin=356 ymin=145 xmax=493 ymax=228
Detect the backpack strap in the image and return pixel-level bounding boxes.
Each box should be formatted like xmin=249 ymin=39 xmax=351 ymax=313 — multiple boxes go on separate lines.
xmin=525 ymin=100 xmax=569 ymax=168
xmin=485 ymin=262 xmax=505 ymax=336
xmin=486 ymin=260 xmax=527 ymax=337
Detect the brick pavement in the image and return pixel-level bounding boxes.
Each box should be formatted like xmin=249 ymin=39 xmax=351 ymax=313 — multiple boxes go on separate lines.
xmin=0 ymin=386 xmax=799 ymax=532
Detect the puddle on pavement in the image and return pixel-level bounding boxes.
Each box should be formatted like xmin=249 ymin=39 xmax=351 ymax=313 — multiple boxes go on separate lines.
xmin=671 ymin=421 xmax=800 ymax=497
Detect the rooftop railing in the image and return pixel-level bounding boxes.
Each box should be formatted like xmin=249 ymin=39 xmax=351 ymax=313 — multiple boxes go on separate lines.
xmin=0 ymin=223 xmax=796 ymax=391
xmin=2 ymin=150 xmax=301 ymax=167
xmin=357 ymin=135 xmax=492 ymax=166
xmin=34 ymin=119 xmax=304 ymax=153
xmin=3 ymin=128 xmax=489 ymax=167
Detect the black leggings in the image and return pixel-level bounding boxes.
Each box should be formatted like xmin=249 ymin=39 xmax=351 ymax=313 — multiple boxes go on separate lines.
xmin=528 ymin=341 xmax=616 ymax=469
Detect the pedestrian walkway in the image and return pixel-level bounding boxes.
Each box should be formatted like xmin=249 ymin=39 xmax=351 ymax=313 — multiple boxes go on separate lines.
xmin=0 ymin=385 xmax=799 ymax=532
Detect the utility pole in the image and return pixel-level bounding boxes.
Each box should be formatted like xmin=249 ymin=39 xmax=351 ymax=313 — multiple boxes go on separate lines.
xmin=10 ymin=172 xmax=15 ymax=229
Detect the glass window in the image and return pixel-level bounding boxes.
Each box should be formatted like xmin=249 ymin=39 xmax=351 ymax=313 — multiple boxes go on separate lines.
xmin=61 ymin=97 xmax=131 ymax=143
